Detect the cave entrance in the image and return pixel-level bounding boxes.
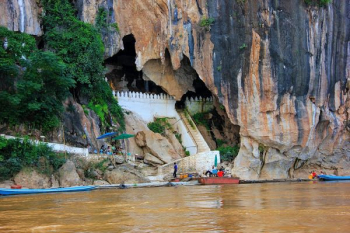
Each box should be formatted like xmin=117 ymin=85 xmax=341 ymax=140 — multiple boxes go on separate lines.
xmin=105 ymin=34 xmax=165 ymax=94
xmin=175 ymin=73 xmax=213 ymax=110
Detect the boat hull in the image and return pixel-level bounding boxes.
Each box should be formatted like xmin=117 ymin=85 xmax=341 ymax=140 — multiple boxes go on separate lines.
xmin=318 ymin=175 xmax=350 ymax=181
xmin=0 ymin=186 xmax=95 ymax=196
xmin=199 ymin=177 xmax=240 ymax=185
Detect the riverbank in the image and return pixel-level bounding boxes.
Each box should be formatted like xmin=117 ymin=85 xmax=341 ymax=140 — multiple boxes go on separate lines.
xmin=94 ymin=178 xmax=313 ymax=190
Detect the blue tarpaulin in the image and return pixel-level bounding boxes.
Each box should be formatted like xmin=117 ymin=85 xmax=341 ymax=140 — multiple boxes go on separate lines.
xmin=96 ymin=132 xmax=117 ymax=139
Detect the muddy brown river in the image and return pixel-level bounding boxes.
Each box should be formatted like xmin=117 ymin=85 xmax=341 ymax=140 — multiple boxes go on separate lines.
xmin=1 ymin=181 xmax=350 ymax=232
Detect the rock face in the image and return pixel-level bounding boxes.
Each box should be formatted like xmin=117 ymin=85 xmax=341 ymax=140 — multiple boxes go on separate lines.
xmin=58 ymin=160 xmax=83 ymax=187
xmin=144 ymin=152 xmax=165 ymax=165
xmin=0 ymin=0 xmax=42 ymax=35
xmin=125 ymin=112 xmax=183 ymax=163
xmin=3 ymin=0 xmax=349 ymax=180
xmin=14 ymin=168 xmax=51 ymax=189
xmin=114 ymin=0 xmax=349 ymax=179
xmin=104 ymin=164 xmax=150 ymax=184
xmin=62 ymin=98 xmax=103 ymax=152
xmin=206 ymin=1 xmax=350 ymax=179
xmin=135 ymin=130 xmax=181 ymax=164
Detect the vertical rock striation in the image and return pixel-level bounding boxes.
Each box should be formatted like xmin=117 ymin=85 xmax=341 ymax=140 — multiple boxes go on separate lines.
xmin=207 ymin=0 xmax=350 ymax=179
xmin=0 ymin=0 xmax=42 ymax=35
xmin=2 ymin=0 xmax=349 ymax=179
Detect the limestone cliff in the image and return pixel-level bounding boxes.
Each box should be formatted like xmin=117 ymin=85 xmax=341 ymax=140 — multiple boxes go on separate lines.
xmin=1 ymin=0 xmax=349 ymax=179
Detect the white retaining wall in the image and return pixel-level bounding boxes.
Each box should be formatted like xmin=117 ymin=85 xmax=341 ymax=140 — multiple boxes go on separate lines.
xmin=114 ymin=91 xmax=178 ymax=122
xmin=1 ymin=135 xmax=88 ymax=157
xmin=114 ymin=91 xmax=198 ymax=155
xmin=158 ymin=150 xmax=220 ymax=175
xmin=185 ymin=96 xmax=214 ymax=116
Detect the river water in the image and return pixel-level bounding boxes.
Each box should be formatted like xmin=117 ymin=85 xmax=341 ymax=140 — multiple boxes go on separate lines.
xmin=1 ymin=181 xmax=350 ymax=232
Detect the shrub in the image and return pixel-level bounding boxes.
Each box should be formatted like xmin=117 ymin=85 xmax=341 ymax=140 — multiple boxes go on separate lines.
xmin=218 ymin=145 xmax=240 ymax=162
xmin=0 ymin=136 xmax=67 ymax=181
xmin=304 ymin=0 xmax=331 ymax=7
xmin=239 ymin=43 xmax=247 ymax=50
xmin=199 ymin=17 xmax=215 ymax=31
xmin=192 ymin=112 xmax=210 ymax=130
xmin=0 ymin=27 xmax=74 ymax=132
xmin=147 ymin=118 xmax=172 ymax=134
xmin=42 ymin=0 xmax=125 ymax=131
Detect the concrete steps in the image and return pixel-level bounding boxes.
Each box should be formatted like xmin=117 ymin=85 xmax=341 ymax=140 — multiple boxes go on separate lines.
xmin=177 ymin=110 xmax=210 ymax=153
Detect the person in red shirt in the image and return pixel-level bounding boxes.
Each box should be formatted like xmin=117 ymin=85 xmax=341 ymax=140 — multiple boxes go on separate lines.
xmin=217 ymin=170 xmax=224 ymax=177
xmin=312 ymin=171 xmax=317 ymax=179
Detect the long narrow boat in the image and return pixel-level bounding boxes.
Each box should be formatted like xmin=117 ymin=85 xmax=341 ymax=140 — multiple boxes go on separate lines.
xmin=199 ymin=177 xmax=240 ymax=185
xmin=0 ymin=186 xmax=96 ymax=196
xmin=318 ymin=174 xmax=350 ymax=181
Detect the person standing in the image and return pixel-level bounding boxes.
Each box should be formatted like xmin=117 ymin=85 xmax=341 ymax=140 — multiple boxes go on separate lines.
xmin=173 ymin=162 xmax=178 ymax=178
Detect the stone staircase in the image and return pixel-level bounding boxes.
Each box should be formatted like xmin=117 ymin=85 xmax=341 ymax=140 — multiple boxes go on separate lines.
xmin=177 ymin=110 xmax=210 ymax=153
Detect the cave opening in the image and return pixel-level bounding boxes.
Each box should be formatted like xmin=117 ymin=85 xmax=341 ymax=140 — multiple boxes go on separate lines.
xmin=174 ymin=54 xmax=212 ymax=110
xmin=105 ymin=34 xmax=164 ymax=94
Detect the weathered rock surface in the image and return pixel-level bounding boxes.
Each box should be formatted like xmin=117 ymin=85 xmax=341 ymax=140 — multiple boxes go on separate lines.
xmin=62 ymin=98 xmax=104 ymax=152
xmin=0 ymin=0 xmax=42 ymax=35
xmin=93 ymin=179 xmax=110 ymax=186
xmin=58 ymin=160 xmax=83 ymax=187
xmin=135 ymin=130 xmax=181 ymax=164
xmin=125 ymin=112 xmax=182 ymax=163
xmin=14 ymin=168 xmax=51 ymax=189
xmin=144 ymin=153 xmax=165 ymax=165
xmin=104 ymin=164 xmax=150 ymax=184
xmin=0 ymin=180 xmax=14 ymax=188
xmin=3 ymin=0 xmax=349 ymax=180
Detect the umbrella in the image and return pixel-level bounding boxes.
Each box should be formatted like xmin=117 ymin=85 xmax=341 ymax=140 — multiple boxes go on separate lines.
xmin=97 ymin=132 xmax=117 ymax=139
xmin=113 ymin=134 xmax=135 ymax=140
xmin=214 ymin=155 xmax=218 ymax=168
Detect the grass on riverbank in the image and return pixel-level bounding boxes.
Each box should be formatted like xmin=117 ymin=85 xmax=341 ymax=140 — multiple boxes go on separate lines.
xmin=0 ymin=136 xmax=66 ymax=181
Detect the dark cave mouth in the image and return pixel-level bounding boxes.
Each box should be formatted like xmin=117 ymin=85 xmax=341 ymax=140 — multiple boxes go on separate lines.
xmin=104 ymin=34 xmax=165 ymax=94
xmin=104 ymin=34 xmax=240 ymax=152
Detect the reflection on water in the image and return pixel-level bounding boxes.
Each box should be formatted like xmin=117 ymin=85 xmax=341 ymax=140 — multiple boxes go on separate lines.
xmin=1 ymin=182 xmax=350 ymax=232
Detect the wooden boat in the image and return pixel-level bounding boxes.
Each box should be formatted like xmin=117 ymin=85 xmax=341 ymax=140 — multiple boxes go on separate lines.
xmin=199 ymin=177 xmax=240 ymax=185
xmin=318 ymin=174 xmax=350 ymax=181
xmin=0 ymin=186 xmax=96 ymax=196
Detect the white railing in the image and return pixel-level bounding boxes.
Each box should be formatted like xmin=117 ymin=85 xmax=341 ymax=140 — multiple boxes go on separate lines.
xmin=1 ymin=135 xmax=88 ymax=157
xmin=113 ymin=91 xmax=175 ymax=100
xmin=158 ymin=150 xmax=220 ymax=175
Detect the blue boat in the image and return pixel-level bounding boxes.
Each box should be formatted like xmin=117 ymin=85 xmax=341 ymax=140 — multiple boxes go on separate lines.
xmin=0 ymin=186 xmax=95 ymax=196
xmin=318 ymin=174 xmax=350 ymax=181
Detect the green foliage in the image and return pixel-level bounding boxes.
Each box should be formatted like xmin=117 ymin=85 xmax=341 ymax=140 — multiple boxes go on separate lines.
xmin=184 ymin=110 xmax=196 ymax=129
xmin=185 ymin=150 xmax=190 ymax=156
xmin=239 ymin=43 xmax=247 ymax=50
xmin=147 ymin=118 xmax=172 ymax=134
xmin=84 ymin=158 xmax=108 ymax=180
xmin=192 ymin=112 xmax=210 ymax=130
xmin=96 ymin=7 xmax=108 ymax=31
xmin=0 ymin=136 xmax=66 ymax=180
xmin=199 ymin=17 xmax=215 ymax=31
xmin=42 ymin=0 xmax=125 ymax=132
xmin=96 ymin=7 xmax=120 ymax=33
xmin=43 ymin=0 xmax=105 ymax=87
xmin=217 ymin=65 xmax=222 ymax=72
xmin=110 ymin=23 xmax=120 ymax=33
xmin=216 ymin=139 xmax=226 ymax=147
xmin=304 ymin=0 xmax=331 ymax=7
xmin=0 ymin=27 xmax=74 ymax=132
xmin=258 ymin=143 xmax=268 ymax=155
xmin=174 ymin=132 xmax=182 ymax=144
xmin=218 ymin=145 xmax=240 ymax=162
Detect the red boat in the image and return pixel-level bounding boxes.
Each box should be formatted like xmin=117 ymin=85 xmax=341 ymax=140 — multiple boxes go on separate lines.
xmin=199 ymin=177 xmax=240 ymax=185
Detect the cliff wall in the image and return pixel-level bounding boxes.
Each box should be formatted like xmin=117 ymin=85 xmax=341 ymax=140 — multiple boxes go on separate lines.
xmin=1 ymin=0 xmax=349 ymax=179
